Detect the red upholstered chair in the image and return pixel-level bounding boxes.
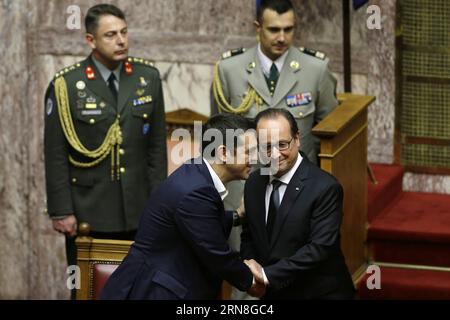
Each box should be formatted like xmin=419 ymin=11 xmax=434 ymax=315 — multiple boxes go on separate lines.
xmin=75 ymin=223 xmax=132 ymax=300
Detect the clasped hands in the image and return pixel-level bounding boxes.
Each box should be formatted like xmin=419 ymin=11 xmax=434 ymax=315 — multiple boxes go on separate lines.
xmin=244 ymin=259 xmax=266 ymax=298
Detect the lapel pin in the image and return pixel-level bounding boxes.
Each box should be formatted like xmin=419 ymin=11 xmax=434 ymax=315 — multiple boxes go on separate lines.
xmin=85 ymin=66 xmax=95 ymax=80
xmin=247 ymin=61 xmax=256 ymax=73
xmin=76 ymin=81 xmax=86 ymax=90
xmin=290 ymin=60 xmax=300 ymax=71
xmin=125 ymin=61 xmax=133 ymax=75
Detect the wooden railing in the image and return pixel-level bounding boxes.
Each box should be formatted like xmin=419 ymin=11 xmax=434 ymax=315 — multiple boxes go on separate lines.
xmin=313 ymin=93 xmax=376 ymax=283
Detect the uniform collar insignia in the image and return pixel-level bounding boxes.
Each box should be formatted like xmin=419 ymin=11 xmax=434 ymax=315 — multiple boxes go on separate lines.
xmin=247 ymin=61 xmax=256 ymax=73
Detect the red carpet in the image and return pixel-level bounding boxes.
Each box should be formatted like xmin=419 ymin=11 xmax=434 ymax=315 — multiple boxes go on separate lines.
xmin=367 ymin=164 xmax=403 ymax=222
xmin=359 ymin=267 xmax=450 ymax=300
xmin=358 ymin=164 xmax=450 ymax=299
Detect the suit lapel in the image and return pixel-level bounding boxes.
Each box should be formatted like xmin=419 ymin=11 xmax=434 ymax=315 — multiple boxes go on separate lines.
xmin=247 ymin=49 xmax=272 ymax=105
xmin=271 ymin=48 xmax=302 ymax=107
xmin=83 ymin=57 xmax=117 ymax=107
xmin=269 ymin=155 xmax=310 ymax=249
xmin=117 ymin=65 xmax=135 ymax=114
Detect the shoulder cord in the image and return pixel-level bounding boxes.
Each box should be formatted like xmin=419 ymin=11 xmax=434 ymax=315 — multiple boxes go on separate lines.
xmin=212 ymin=62 xmax=263 ymax=114
xmin=54 ymin=76 xmax=122 ymax=180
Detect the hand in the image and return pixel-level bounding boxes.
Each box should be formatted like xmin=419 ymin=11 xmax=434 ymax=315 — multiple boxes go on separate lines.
xmin=244 ymin=259 xmax=264 ymax=283
xmin=248 ymin=280 xmax=266 ymax=298
xmin=244 ymin=259 xmax=266 ymax=298
xmin=52 ymin=214 xmax=78 ymax=237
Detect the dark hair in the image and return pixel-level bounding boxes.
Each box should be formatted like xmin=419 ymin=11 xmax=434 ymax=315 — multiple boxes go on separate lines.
xmin=255 ymin=108 xmax=299 ymax=137
xmin=256 ymin=0 xmax=295 ymax=22
xmin=201 ymin=114 xmax=255 ymax=158
xmin=85 ymin=4 xmax=126 ymax=34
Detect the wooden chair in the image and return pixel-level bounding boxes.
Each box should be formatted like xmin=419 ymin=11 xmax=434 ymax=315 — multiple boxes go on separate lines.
xmin=75 ymin=223 xmax=132 ymax=300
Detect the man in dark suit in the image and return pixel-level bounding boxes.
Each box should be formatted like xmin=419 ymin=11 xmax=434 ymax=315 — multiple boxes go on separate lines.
xmin=101 ymin=114 xmax=265 ymax=299
xmin=241 ymin=108 xmax=355 ymax=299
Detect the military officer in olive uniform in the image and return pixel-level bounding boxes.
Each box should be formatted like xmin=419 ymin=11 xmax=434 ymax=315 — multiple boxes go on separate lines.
xmin=212 ymin=0 xmax=338 ymax=165
xmin=44 ymin=4 xmax=167 ymax=274
xmin=211 ymin=0 xmax=338 ymax=299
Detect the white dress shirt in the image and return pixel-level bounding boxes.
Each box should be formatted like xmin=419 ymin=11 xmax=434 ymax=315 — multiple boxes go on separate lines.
xmin=257 ymin=43 xmax=289 ymax=78
xmin=204 ymin=158 xmax=228 ymax=200
xmin=265 ymin=154 xmax=303 ymax=222
xmin=261 ymin=153 xmax=303 ymax=285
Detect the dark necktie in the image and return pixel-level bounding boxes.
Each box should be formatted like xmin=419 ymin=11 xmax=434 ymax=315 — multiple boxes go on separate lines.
xmin=266 ymin=179 xmax=283 ymax=240
xmin=107 ymin=73 xmax=118 ymax=102
xmin=265 ymin=63 xmax=279 ymax=96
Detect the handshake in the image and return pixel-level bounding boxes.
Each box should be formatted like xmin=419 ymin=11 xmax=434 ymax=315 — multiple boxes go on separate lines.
xmin=244 ymin=259 xmax=266 ymax=298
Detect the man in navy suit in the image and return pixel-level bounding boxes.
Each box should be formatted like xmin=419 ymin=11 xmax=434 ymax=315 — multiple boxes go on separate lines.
xmin=241 ymin=108 xmax=355 ymax=299
xmin=101 ymin=114 xmax=265 ymax=299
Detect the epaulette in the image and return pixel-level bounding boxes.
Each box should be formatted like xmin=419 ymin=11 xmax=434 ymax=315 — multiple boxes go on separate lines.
xmin=54 ymin=62 xmax=82 ymax=79
xmin=221 ymin=48 xmax=246 ymax=60
xmin=128 ymin=56 xmax=155 ymax=67
xmin=299 ymin=47 xmax=326 ymax=60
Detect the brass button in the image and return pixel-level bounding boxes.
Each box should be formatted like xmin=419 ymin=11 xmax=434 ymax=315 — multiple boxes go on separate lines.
xmin=143 ymin=113 xmax=148 ymax=119
xmin=120 ymin=167 xmax=126 ymax=173
xmin=72 ymin=178 xmax=77 ymax=183
xmin=299 ymin=112 xmax=304 ymax=117
xmin=89 ymin=119 xmax=95 ymax=124
xmin=119 ymin=149 xmax=125 ymax=155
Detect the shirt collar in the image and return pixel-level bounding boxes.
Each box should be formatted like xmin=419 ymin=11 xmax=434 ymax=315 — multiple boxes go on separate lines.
xmin=257 ymin=43 xmax=289 ymax=78
xmin=204 ymin=158 xmax=229 ymax=200
xmin=91 ymin=55 xmax=122 ymax=83
xmin=270 ymin=153 xmax=303 ymax=186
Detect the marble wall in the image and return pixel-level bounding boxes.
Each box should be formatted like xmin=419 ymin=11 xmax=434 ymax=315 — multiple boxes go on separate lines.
xmin=0 ymin=0 xmax=448 ymax=299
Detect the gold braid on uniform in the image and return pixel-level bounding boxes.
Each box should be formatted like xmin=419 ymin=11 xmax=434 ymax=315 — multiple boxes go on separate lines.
xmin=54 ymin=76 xmax=123 ymax=181
xmin=212 ymin=62 xmax=263 ymax=114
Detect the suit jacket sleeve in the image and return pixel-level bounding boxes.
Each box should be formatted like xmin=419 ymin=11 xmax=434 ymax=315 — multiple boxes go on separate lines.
xmin=240 ymin=181 xmax=258 ymax=259
xmin=44 ymin=81 xmax=74 ymax=217
xmin=264 ymin=182 xmax=344 ymax=291
xmin=174 ymin=185 xmax=253 ymax=292
xmin=147 ymin=70 xmax=167 ymax=191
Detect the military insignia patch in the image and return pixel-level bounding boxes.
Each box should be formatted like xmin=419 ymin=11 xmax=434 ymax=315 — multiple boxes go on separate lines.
xmin=46 ymin=98 xmax=53 ymax=116
xmin=143 ymin=123 xmax=150 ymax=135
xmin=133 ymin=95 xmax=152 ymax=106
xmin=286 ymin=92 xmax=312 ymax=107
xmin=76 ymin=81 xmax=86 ymax=90
xmin=139 ymin=77 xmax=148 ymax=87
xmin=82 ymin=110 xmax=102 ymax=116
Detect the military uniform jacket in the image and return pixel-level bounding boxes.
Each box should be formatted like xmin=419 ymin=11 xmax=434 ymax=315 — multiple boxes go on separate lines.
xmin=214 ymin=46 xmax=338 ymax=164
xmin=44 ymin=56 xmax=167 ymax=232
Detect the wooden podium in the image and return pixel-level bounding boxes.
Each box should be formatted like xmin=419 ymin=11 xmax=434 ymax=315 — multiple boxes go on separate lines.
xmin=313 ymin=93 xmax=375 ymax=283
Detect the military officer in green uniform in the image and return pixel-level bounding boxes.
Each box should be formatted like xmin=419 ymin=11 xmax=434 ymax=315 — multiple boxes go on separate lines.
xmin=211 ymin=0 xmax=339 ymax=299
xmin=44 ymin=4 xmax=167 ymax=274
